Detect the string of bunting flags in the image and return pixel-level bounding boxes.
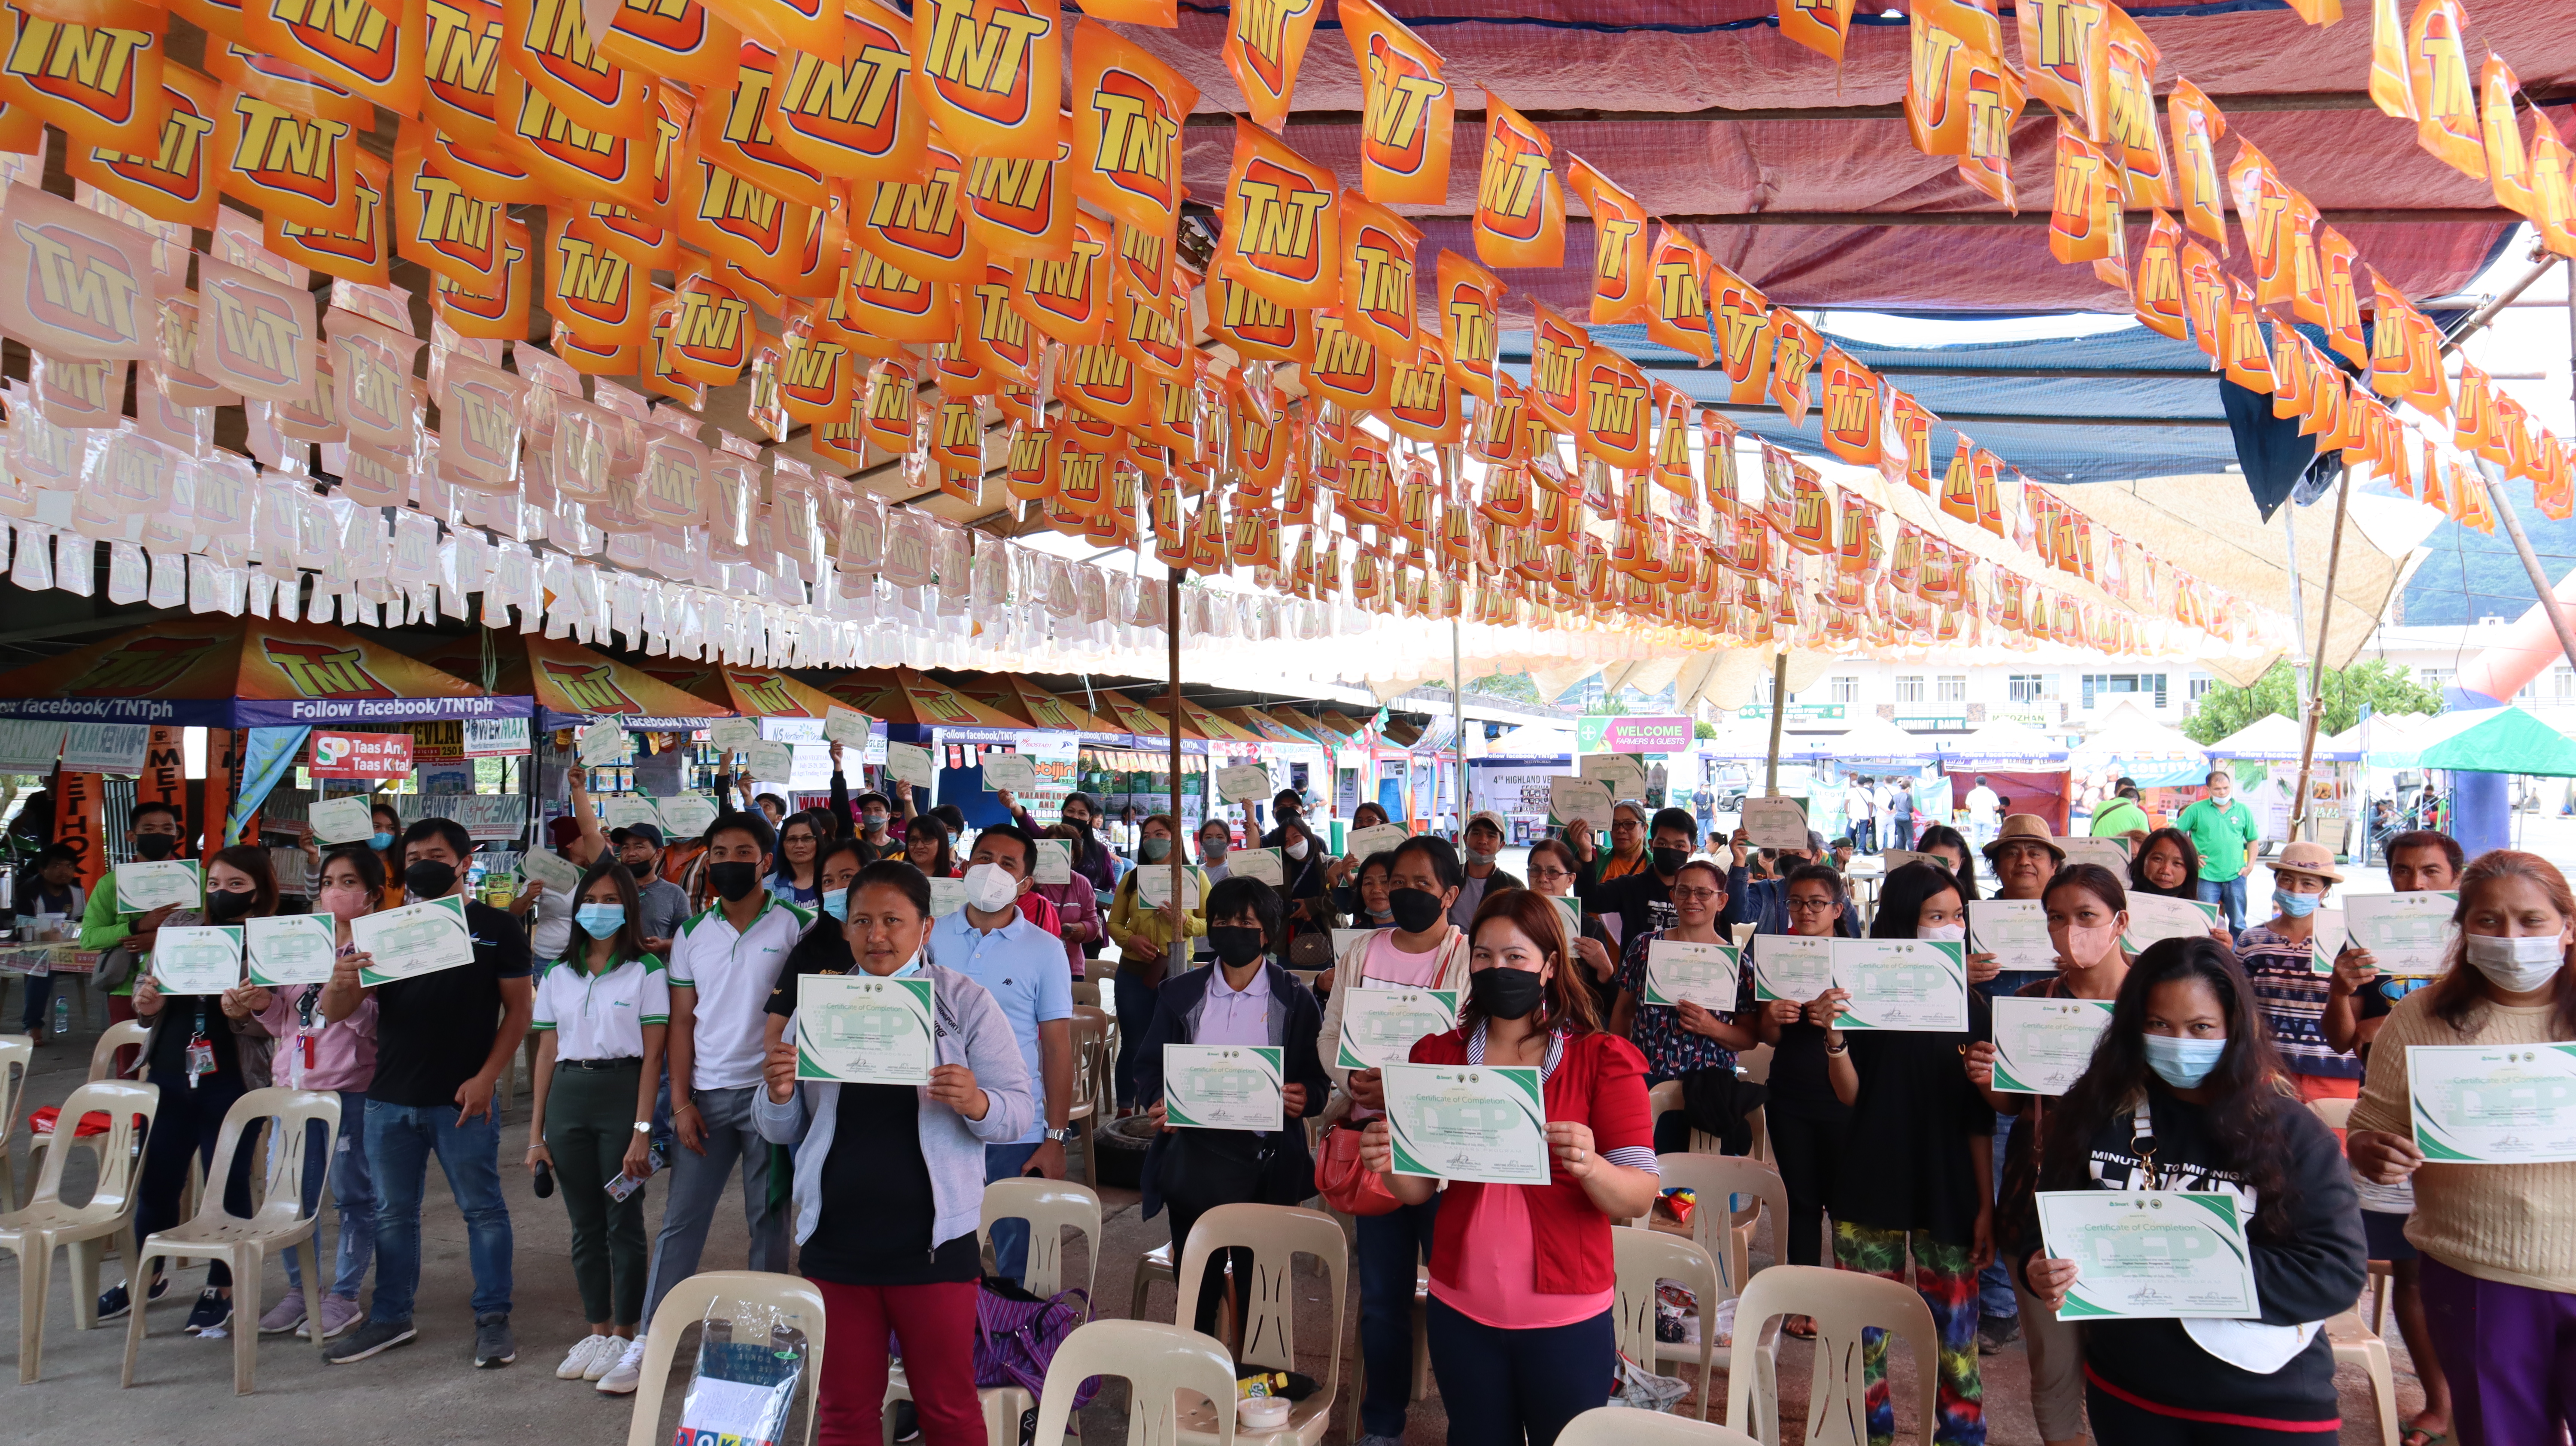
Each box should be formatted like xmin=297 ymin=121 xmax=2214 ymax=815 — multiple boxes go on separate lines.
xmin=0 ymin=0 xmax=2380 ymax=674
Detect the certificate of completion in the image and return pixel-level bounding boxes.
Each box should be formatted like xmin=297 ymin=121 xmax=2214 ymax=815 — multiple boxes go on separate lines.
xmin=1163 ymin=1045 xmax=1283 ymax=1130
xmin=1033 ymin=839 xmax=1072 ymax=886
xmin=1345 ymin=823 xmax=1410 ymax=859
xmin=2344 ymin=893 xmax=2460 ymax=977
xmin=152 ymin=926 xmax=243 ymax=994
xmin=795 ymin=975 xmax=936 ymax=1085
xmin=2409 ymin=1042 xmax=2576 ymax=1163
xmin=1968 ymin=899 xmax=2055 ymax=973
xmin=1227 ymin=848 xmax=1285 ymax=886
xmin=1750 ymin=934 xmax=1835 ymax=1003
xmin=352 ymin=897 xmax=478 ymax=985
xmin=1990 ymin=997 xmax=2115 ymax=1095
xmin=245 ymin=913 xmax=339 ymax=988
xmin=1833 ymin=939 xmax=1970 ymax=1031
xmin=1643 ymin=939 xmax=1741 ymax=1010
xmin=310 ymin=796 xmax=377 ymax=845
xmin=982 ymin=752 xmax=1037 ymax=792
xmin=2035 ymin=1190 xmax=2261 ymax=1320
xmin=1334 ymin=988 xmax=1457 ymax=1071
xmin=1381 ymin=1063 xmax=1550 ymax=1185
xmin=2123 ymin=894 xmax=2220 ymax=954
xmin=1137 ymin=867 xmax=1202 ymax=911
xmin=655 ymin=793 xmax=720 ymax=840
xmin=114 ymin=860 xmax=202 ymax=913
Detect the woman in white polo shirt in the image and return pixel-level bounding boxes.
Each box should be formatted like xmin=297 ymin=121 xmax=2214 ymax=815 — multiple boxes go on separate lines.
xmin=524 ymin=860 xmax=669 ymax=1386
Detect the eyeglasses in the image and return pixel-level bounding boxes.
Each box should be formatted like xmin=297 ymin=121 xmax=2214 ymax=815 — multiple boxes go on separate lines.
xmin=1787 ymin=897 xmax=1838 ymax=913
xmin=1670 ymin=887 xmax=1722 ymax=904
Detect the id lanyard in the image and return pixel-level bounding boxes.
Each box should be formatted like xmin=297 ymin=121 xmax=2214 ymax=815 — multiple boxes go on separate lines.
xmin=183 ymin=1003 xmax=214 ymax=1090
xmin=286 ymin=985 xmax=323 ymax=1090
xmin=2128 ymin=1098 xmax=2174 ymax=1191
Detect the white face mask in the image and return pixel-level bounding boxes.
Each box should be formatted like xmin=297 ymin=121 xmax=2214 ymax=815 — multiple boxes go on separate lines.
xmin=963 ymin=862 xmax=1019 ymax=913
xmin=1285 ymin=837 xmax=1310 ymax=860
xmin=2464 ymin=932 xmax=2567 ymax=993
xmin=1917 ymin=923 xmax=1966 ymax=943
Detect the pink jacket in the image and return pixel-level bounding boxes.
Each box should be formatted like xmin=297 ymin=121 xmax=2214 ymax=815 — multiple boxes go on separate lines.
xmin=1029 ymin=880 xmax=1097 ymax=975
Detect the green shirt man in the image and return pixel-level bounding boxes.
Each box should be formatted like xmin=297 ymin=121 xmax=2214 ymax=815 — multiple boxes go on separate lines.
xmin=2175 ymin=772 xmax=2260 ymax=882
xmin=2089 ymin=793 xmax=2149 ymax=841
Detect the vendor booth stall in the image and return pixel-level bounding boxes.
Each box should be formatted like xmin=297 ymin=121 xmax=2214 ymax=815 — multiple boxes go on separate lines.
xmin=1935 ymin=718 xmax=2074 ymax=836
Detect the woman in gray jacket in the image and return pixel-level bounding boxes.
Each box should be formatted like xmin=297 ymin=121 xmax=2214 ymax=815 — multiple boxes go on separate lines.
xmin=758 ymin=860 xmax=1034 ymax=1446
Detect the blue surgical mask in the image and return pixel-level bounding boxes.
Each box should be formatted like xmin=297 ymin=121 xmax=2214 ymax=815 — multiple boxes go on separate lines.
xmin=2143 ymin=1033 xmax=2229 ymax=1089
xmin=371 ymin=831 xmax=395 ymax=851
xmin=575 ymin=902 xmax=626 ymax=937
xmin=822 ymin=887 xmax=849 ymax=922
xmin=2273 ymin=888 xmax=2320 ymax=919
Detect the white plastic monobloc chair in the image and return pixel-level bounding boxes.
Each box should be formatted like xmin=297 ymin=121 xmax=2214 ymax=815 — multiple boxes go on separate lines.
xmin=1728 ymin=1264 xmax=1939 ymax=1446
xmin=0 ymin=1033 xmax=29 ymax=1205
xmin=1559 ymin=1405 xmax=1762 ymax=1446
xmin=1028 ymin=1320 xmax=1236 ymax=1446
xmin=1172 ymin=1202 xmax=1346 ymax=1446
xmin=1651 ymin=1153 xmax=1792 ymax=1303
xmin=886 ymin=1179 xmax=1106 ymax=1446
xmin=1612 ymin=1225 xmax=1725 ymax=1420
xmin=621 ymin=1271 xmax=828 ymax=1446
xmin=122 ymin=1087 xmax=342 ymax=1394
xmin=22 ymin=1018 xmax=148 ymax=1204
xmin=0 ymin=1078 xmax=158 ymax=1383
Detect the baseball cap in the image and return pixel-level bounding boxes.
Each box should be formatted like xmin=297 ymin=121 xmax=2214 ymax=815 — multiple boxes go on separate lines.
xmin=614 ymin=822 xmax=666 ymax=848
xmin=1467 ymin=809 xmax=1509 ymax=836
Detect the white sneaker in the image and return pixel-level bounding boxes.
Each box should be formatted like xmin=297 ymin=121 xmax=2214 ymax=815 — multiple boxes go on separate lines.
xmin=557 ymin=1335 xmax=617 ymax=1380
xmin=595 ymin=1336 xmax=648 ymax=1395
xmin=584 ymin=1336 xmax=627 ymax=1381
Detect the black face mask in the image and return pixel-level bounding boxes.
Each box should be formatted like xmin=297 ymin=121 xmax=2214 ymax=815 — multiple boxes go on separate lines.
xmin=1470 ymin=966 xmax=1547 ymax=1021
xmin=205 ymin=887 xmax=257 ymax=921
xmin=1387 ymin=887 xmax=1446 ymax=934
xmin=1208 ymin=927 xmax=1266 ymax=967
xmin=1651 ymin=846 xmax=1692 ymax=877
xmin=709 ymin=860 xmax=762 ymax=902
xmin=404 ymin=860 xmax=457 ymax=898
xmin=134 ymin=832 xmax=177 ymax=860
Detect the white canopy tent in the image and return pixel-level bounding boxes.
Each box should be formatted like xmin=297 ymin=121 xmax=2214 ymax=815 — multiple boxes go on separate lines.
xmin=2206 ymin=714 xmax=2312 ymax=760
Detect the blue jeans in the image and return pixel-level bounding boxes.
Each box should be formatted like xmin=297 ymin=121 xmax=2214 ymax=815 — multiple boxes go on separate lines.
xmin=983 ymin=1141 xmax=1042 ymax=1283
xmin=19 ymin=972 xmax=50 ymax=1032
xmin=2199 ymin=874 xmax=2249 ymax=933
xmin=283 ymin=1090 xmax=376 ymax=1301
xmin=365 ymin=1100 xmax=512 ymax=1323
xmin=1355 ymin=1194 xmax=1440 ymax=1438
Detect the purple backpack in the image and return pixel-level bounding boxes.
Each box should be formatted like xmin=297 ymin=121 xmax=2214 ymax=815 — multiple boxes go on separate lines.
xmin=975 ymin=1282 xmax=1099 ymax=1407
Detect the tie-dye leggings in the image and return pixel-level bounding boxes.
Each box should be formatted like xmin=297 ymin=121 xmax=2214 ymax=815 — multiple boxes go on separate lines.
xmin=1832 ymin=1221 xmax=1988 ymax=1445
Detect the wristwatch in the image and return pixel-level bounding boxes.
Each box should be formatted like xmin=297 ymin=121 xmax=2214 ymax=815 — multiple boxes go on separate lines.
xmin=1044 ymin=1127 xmax=1071 ymax=1142
xmin=632 ymin=1121 xmax=652 ymax=1135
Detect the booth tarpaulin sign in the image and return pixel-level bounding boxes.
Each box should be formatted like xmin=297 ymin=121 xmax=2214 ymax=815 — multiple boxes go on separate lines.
xmin=414 ymin=632 xmax=732 ymax=731
xmin=1576 ymin=715 xmax=1693 ymax=754
xmin=307 ymin=730 xmax=414 ymax=778
xmin=0 ymin=616 xmax=529 ymax=728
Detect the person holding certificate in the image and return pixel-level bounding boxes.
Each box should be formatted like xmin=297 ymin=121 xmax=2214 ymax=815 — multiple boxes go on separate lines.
xmin=1135 ymin=877 xmax=1330 ymax=1335
xmin=100 ymin=845 xmax=280 ymax=1337
xmin=1358 ymin=889 xmax=1659 ymax=1446
xmin=1103 ymin=814 xmax=1208 ymax=1109
xmin=2234 ymin=841 xmax=2360 ymax=1107
xmin=1525 ymin=839 xmax=1621 ymax=1022
xmin=2126 ymin=828 xmax=2202 ymax=904
xmin=1750 ymin=865 xmax=1859 ymax=1310
xmin=2348 ymin=851 xmax=2576 ymax=1446
xmin=755 ymin=860 xmax=1034 ymax=1446
xmin=2023 ymin=938 xmax=2365 ymax=1444
xmin=77 ymin=799 xmax=193 ymax=1053
xmin=1963 ymin=863 xmax=2132 ymax=1446
xmin=1808 ymin=861 xmax=1996 ymax=1446
xmin=771 ymin=808 xmax=838 ymax=904
xmin=1607 ymin=858 xmax=1758 ymax=1153
xmin=524 ymin=860 xmax=669 ymax=1386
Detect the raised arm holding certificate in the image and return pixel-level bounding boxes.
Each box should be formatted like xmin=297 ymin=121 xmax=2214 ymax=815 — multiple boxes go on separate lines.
xmin=153 ymin=926 xmax=244 ymax=994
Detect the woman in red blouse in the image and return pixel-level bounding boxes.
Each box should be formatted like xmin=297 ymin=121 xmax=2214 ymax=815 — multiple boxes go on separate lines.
xmin=1361 ymin=888 xmax=1659 ymax=1446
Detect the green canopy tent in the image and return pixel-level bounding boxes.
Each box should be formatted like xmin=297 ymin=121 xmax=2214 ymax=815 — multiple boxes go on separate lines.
xmin=2402 ymin=707 xmax=2576 ymax=778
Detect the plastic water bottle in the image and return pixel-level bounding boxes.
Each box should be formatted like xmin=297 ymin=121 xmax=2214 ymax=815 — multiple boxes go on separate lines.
xmin=52 ymin=994 xmax=69 ymax=1036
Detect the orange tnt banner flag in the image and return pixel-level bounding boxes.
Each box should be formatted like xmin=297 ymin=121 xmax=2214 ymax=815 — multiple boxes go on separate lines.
xmin=1777 ymin=0 xmax=1856 ymax=64
xmin=1217 ymin=119 xmax=1340 ymax=312
xmin=268 ymin=148 xmax=391 ymax=286
xmin=547 ymin=208 xmax=650 ymax=346
xmin=1224 ymin=0 xmax=1320 ymax=132
xmin=1209 ymin=273 xmax=1310 ymax=365
xmin=964 ymin=141 xmax=1072 ymax=262
xmin=1955 ymin=46 xmax=2023 ymax=210
xmin=1712 ymin=262 xmax=1776 ymax=405
xmin=2102 ymin=13 xmax=2169 ymax=209
xmin=1070 ymin=21 xmax=1195 ymax=241
xmin=2539 ymin=437 xmax=2575 ymax=521
xmin=1385 ymin=339 xmax=1459 ymax=444
xmin=1938 ymin=435 xmax=1979 ymax=524
xmin=2407 ymin=0 xmax=2484 ymax=178
xmin=2228 ymin=142 xmax=2297 ymax=308
xmin=2480 ymin=56 xmax=2536 ymax=218
xmin=1649 ymin=381 xmax=1693 ymax=496
xmin=1011 ymin=209 xmax=1111 ymax=346
xmin=1819 ymin=347 xmax=1881 ymax=466
xmin=2219 ymin=280 xmax=2271 ymax=390
xmin=1340 ymin=190 xmax=1420 ymax=357
xmin=219 ymin=81 xmax=366 ymax=233
xmin=2132 ymin=210 xmax=2187 ymax=340
xmin=1576 ymin=343 xmax=1649 ymax=471
xmin=1907 ymin=0 xmax=1998 ymax=157
xmin=1436 ymin=248 xmax=1501 ymax=401
xmin=1473 ymin=90 xmax=1561 ymax=270
xmin=1525 ymin=301 xmax=1589 ymax=434
xmin=2318 ymin=225 xmax=2367 ymax=364
xmin=1342 ymin=0 xmax=1451 ymax=207
xmin=768 ymin=0 xmax=925 ymax=185
xmin=501 ymin=0 xmax=655 ymax=140
xmin=1643 ymin=225 xmax=1715 ymax=362
xmin=2049 ymin=125 xmax=2115 ymax=264
xmin=2017 ymin=0 xmax=2106 ymax=138
xmin=914 ymin=0 xmax=1060 ymax=160
xmin=845 ymin=247 xmax=953 ymax=342
xmin=854 ymin=146 xmax=980 ymax=284
xmin=2454 ymin=360 xmax=2503 ymax=457
xmin=1768 ymin=309 xmax=1821 ymax=428
xmin=1889 ymin=390 xmax=1937 ymax=492
xmin=1565 ymin=153 xmax=1650 ymax=326
xmin=2168 ymin=79 xmax=2227 ymax=252
xmin=0 ymin=0 xmax=165 ymax=153
xmin=242 ymin=0 xmax=424 ymax=118
xmin=2368 ymin=0 xmax=2413 ymax=118
xmin=66 ymin=61 xmax=222 ymax=230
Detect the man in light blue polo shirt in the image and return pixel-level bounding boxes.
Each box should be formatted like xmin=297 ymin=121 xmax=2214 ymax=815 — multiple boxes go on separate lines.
xmin=927 ymin=823 xmax=1074 ymax=1284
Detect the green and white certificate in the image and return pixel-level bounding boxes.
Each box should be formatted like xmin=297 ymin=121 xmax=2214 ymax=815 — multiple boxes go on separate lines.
xmin=352 ymin=896 xmax=478 ymax=985
xmin=1345 ymin=823 xmax=1410 ymax=859
xmin=2409 ymin=1042 xmax=2576 ymax=1163
xmin=1381 ymin=1063 xmax=1550 ymax=1185
xmin=1990 ymin=997 xmax=2115 ymax=1095
xmin=1968 ymin=899 xmax=2055 ymax=973
xmin=927 ymin=877 xmax=968 ymax=918
xmin=310 ymin=796 xmax=377 ymax=845
xmin=114 ymin=859 xmax=202 ymax=913
xmin=1163 ymin=1044 xmax=1283 ymax=1130
xmin=655 ymin=792 xmax=721 ymax=839
xmin=2123 ymin=894 xmax=2220 ymax=954
xmin=1335 ymin=987 xmax=1457 ymax=1071
xmin=245 ymin=913 xmax=339 ymax=987
xmin=152 ymin=925 xmax=243 ymax=994
xmin=795 ymin=975 xmax=936 ymax=1085
xmin=1832 ymin=939 xmax=1970 ymax=1031
xmin=2344 ymin=893 xmax=2460 ymax=977
xmin=1643 ymin=939 xmax=1741 ymax=1010
xmin=2035 ymin=1190 xmax=2261 ymax=1320
xmin=1750 ymin=933 xmax=1835 ymax=1003
xmin=1227 ymin=848 xmax=1285 ymax=886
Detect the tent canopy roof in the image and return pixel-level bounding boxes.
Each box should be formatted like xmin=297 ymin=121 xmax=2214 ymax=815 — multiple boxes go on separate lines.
xmin=415 ymin=635 xmax=726 ymax=726
xmin=950 ymin=674 xmax=1121 ymax=735
xmin=2071 ymin=701 xmax=2211 ymax=763
xmin=824 ymin=668 xmax=1025 ymax=730
xmin=2207 ymin=714 xmax=2311 ymax=759
xmin=0 ymin=615 xmax=519 ymax=727
xmin=2396 ymin=707 xmax=2576 ymax=777
xmin=1820 ymin=715 xmax=1938 ymax=763
xmin=1938 ymin=717 xmax=2069 ymax=762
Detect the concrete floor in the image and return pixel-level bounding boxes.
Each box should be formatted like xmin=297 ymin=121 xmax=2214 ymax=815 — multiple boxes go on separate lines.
xmin=9 ymin=811 xmax=2513 ymax=1444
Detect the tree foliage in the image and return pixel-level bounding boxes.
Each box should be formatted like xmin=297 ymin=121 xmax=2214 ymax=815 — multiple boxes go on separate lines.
xmin=1467 ymin=671 xmax=1541 ymax=704
xmin=2179 ymin=658 xmax=2445 ymax=745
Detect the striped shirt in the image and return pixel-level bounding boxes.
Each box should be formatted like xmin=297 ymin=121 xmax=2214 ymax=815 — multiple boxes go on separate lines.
xmin=2236 ymin=923 xmax=2361 ymax=1079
